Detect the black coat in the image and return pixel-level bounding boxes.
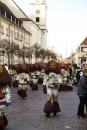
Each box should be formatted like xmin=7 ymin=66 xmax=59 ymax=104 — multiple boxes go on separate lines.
xmin=76 ymin=70 xmax=81 ymax=83
xmin=77 ymin=75 xmax=87 ymax=96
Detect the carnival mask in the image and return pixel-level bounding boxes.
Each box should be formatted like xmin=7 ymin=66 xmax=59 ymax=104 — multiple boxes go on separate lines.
xmin=35 ymin=64 xmax=38 ymax=68
xmin=49 ymin=62 xmax=57 ymax=70
xmin=0 ymin=65 xmax=3 ymax=75
xmin=22 ymin=65 xmax=26 ymax=70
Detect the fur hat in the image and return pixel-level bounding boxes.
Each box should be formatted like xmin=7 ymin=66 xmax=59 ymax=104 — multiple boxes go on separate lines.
xmin=44 ymin=60 xmax=61 ymax=75
xmin=60 ymin=63 xmax=68 ymax=71
xmin=29 ymin=64 xmax=34 ymax=73
xmin=33 ymin=63 xmax=42 ymax=71
xmin=0 ymin=65 xmax=12 ymax=88
xmin=16 ymin=64 xmax=30 ymax=74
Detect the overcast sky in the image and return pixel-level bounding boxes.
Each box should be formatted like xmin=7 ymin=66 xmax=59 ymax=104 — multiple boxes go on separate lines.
xmin=14 ymin=0 xmax=87 ymax=58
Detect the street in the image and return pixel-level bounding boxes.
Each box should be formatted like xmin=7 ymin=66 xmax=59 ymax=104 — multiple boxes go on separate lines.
xmin=5 ymin=85 xmax=87 ymax=130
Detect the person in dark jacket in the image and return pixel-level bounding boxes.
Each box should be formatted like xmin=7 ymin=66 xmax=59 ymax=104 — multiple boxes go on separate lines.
xmin=77 ymin=69 xmax=87 ymax=118
xmin=76 ymin=67 xmax=81 ymax=84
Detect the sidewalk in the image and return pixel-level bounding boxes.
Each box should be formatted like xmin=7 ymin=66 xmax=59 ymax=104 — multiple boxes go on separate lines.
xmin=5 ymin=85 xmax=87 ymax=130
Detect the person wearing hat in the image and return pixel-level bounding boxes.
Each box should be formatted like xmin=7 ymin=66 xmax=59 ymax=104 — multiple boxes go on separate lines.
xmin=43 ymin=60 xmax=61 ymax=118
xmin=0 ymin=65 xmax=12 ymax=129
xmin=16 ymin=64 xmax=29 ymax=99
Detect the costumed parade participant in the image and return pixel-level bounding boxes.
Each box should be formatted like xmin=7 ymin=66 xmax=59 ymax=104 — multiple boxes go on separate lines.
xmin=59 ymin=63 xmax=69 ymax=91
xmin=43 ymin=60 xmax=61 ymax=118
xmin=31 ymin=63 xmax=42 ymax=91
xmin=61 ymin=68 xmax=68 ymax=91
xmin=71 ymin=65 xmax=76 ymax=84
xmin=57 ymin=74 xmax=63 ymax=92
xmin=8 ymin=64 xmax=15 ymax=78
xmin=29 ymin=64 xmax=34 ymax=88
xmin=0 ymin=65 xmax=12 ymax=130
xmin=38 ymin=63 xmax=45 ymax=84
xmin=12 ymin=64 xmax=19 ymax=87
xmin=16 ymin=64 xmax=29 ymax=99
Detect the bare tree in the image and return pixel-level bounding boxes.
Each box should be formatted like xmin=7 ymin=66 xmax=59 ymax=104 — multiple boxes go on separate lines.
xmin=0 ymin=39 xmax=19 ymax=65
xmin=45 ymin=49 xmax=52 ymax=61
xmin=32 ymin=43 xmax=41 ymax=62
xmin=39 ymin=48 xmax=46 ymax=62
xmin=25 ymin=46 xmax=33 ymax=63
xmin=50 ymin=52 xmax=57 ymax=60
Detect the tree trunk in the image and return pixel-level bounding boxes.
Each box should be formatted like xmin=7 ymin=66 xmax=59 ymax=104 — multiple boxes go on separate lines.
xmin=8 ymin=53 xmax=10 ymax=65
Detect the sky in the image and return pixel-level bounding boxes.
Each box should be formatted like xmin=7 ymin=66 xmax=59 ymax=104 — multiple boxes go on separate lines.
xmin=14 ymin=0 xmax=87 ymax=58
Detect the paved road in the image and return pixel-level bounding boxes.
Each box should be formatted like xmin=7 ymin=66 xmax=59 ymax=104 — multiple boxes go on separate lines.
xmin=5 ymin=84 xmax=87 ymax=130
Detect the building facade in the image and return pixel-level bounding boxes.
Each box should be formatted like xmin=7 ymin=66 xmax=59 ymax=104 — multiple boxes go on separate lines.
xmin=76 ymin=37 xmax=87 ymax=66
xmin=30 ymin=0 xmax=48 ymax=48
xmin=0 ymin=0 xmax=48 ymax=49
xmin=0 ymin=1 xmax=31 ymax=64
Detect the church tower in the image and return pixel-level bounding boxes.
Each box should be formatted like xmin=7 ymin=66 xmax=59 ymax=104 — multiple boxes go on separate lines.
xmin=30 ymin=0 xmax=48 ymax=48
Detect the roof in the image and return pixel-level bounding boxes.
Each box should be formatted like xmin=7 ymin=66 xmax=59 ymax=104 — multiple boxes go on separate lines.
xmin=12 ymin=0 xmax=28 ymax=18
xmin=80 ymin=37 xmax=87 ymax=45
xmin=19 ymin=18 xmax=31 ymax=21
xmin=71 ymin=53 xmax=76 ymax=57
xmin=11 ymin=1 xmax=44 ymax=33
xmin=0 ymin=1 xmax=31 ymax=35
xmin=0 ymin=1 xmax=23 ymax=23
xmin=0 ymin=13 xmax=32 ymax=35
xmin=0 ymin=1 xmax=16 ymax=18
xmin=19 ymin=18 xmax=44 ymax=33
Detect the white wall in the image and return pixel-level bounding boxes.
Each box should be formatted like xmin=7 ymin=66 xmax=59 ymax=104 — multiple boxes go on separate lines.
xmin=23 ymin=21 xmax=43 ymax=46
xmin=30 ymin=4 xmax=47 ymax=28
xmin=0 ymin=16 xmax=31 ymax=64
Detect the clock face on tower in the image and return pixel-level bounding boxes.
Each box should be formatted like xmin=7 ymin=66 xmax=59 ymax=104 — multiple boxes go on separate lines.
xmin=35 ymin=10 xmax=40 ymax=15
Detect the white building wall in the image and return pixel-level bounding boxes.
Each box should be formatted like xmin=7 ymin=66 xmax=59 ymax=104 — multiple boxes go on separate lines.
xmin=22 ymin=20 xmax=43 ymax=46
xmin=0 ymin=16 xmax=31 ymax=64
xmin=30 ymin=5 xmax=47 ymax=28
xmin=42 ymin=31 xmax=47 ymax=49
xmin=1 ymin=0 xmax=47 ymax=49
xmin=30 ymin=1 xmax=48 ymax=48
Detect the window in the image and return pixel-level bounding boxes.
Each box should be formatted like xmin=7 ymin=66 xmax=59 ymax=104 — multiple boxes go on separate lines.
xmin=6 ymin=28 xmax=9 ymax=36
xmin=25 ymin=38 xmax=27 ymax=43
xmin=36 ymin=17 xmax=40 ymax=22
xmin=21 ymin=34 xmax=23 ymax=41
xmin=14 ymin=32 xmax=16 ymax=38
xmin=2 ymin=26 xmax=4 ymax=34
xmin=15 ymin=32 xmax=17 ymax=39
xmin=28 ymin=38 xmax=30 ymax=44
xmin=81 ymin=47 xmax=87 ymax=52
xmin=17 ymin=32 xmax=19 ymax=39
xmin=22 ymin=36 xmax=24 ymax=42
xmin=19 ymin=34 xmax=21 ymax=40
xmin=11 ymin=30 xmax=13 ymax=38
xmin=25 ymin=37 xmax=26 ymax=42
xmin=0 ymin=25 xmax=1 ymax=33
